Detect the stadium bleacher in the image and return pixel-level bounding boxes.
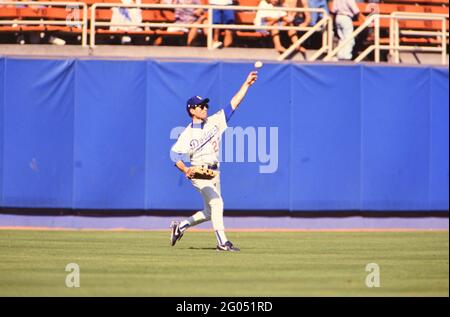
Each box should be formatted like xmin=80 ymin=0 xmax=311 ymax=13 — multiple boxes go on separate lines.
xmin=0 ymin=0 xmax=448 ymax=61
xmin=0 ymin=2 xmax=85 ymax=44
xmin=94 ymin=0 xmax=268 ymax=44
xmin=356 ymin=1 xmax=448 ymax=46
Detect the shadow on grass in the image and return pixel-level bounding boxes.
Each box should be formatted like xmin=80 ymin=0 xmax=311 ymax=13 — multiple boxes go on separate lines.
xmin=187 ymin=247 xmax=217 ymax=251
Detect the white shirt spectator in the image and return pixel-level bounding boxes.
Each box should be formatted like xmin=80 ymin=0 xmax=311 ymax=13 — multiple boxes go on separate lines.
xmin=110 ymin=0 xmax=143 ymax=31
xmin=333 ymin=0 xmax=360 ymax=18
xmin=254 ymin=0 xmax=287 ymax=26
xmin=209 ymin=0 xmax=233 ymax=5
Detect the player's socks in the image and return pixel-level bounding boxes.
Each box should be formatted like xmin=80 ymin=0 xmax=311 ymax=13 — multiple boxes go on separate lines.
xmin=179 ymin=221 xmax=190 ymax=232
xmin=185 ymin=211 xmax=210 ymax=229
xmin=215 ymin=230 xmax=228 ymax=245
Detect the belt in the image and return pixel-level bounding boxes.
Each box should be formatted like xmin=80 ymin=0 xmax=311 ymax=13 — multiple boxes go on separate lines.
xmin=193 ymin=163 xmax=219 ymax=170
xmin=202 ymin=163 xmax=218 ymax=170
xmin=209 ymin=163 xmax=218 ymax=170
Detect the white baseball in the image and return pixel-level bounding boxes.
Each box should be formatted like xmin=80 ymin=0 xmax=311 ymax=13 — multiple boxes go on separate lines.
xmin=254 ymin=61 xmax=263 ymax=69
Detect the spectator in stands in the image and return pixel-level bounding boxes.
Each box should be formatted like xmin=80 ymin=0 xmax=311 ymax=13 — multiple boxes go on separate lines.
xmin=284 ymin=0 xmax=311 ymax=53
xmin=209 ymin=0 xmax=235 ymax=48
xmin=254 ymin=0 xmax=288 ymax=53
xmin=161 ymin=0 xmax=207 ymax=46
xmin=333 ymin=0 xmax=362 ymax=60
xmin=110 ymin=0 xmax=143 ymax=44
xmin=307 ymin=0 xmax=329 ymax=26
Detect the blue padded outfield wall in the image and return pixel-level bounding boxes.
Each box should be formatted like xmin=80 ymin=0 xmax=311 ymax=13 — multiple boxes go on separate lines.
xmin=0 ymin=57 xmax=448 ymax=212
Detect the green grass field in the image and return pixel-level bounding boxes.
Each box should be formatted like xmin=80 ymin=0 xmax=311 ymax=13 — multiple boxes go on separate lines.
xmin=0 ymin=230 xmax=448 ymax=296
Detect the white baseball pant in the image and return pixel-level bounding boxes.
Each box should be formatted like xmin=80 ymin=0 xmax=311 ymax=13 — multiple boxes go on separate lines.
xmin=186 ymin=174 xmax=225 ymax=232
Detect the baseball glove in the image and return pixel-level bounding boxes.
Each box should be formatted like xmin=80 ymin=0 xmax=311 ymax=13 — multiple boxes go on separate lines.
xmin=190 ymin=166 xmax=218 ymax=180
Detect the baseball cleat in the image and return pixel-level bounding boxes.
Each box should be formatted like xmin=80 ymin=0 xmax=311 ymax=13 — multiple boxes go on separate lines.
xmin=216 ymin=241 xmax=240 ymax=252
xmin=170 ymin=221 xmax=184 ymax=246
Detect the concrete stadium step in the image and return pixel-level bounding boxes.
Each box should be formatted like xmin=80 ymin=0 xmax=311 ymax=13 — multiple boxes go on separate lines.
xmin=0 ymin=44 xmax=447 ymax=65
xmin=0 ymin=44 xmax=310 ymax=61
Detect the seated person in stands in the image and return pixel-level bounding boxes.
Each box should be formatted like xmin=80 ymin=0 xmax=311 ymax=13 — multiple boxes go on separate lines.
xmin=161 ymin=0 xmax=207 ymax=46
xmin=254 ymin=0 xmax=289 ymax=54
xmin=209 ymin=0 xmax=235 ymax=48
xmin=283 ymin=0 xmax=311 ymax=53
xmin=110 ymin=0 xmax=143 ymax=44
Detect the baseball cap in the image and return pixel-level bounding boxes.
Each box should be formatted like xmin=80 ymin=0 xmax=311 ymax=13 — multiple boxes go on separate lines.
xmin=186 ymin=96 xmax=210 ymax=116
xmin=186 ymin=96 xmax=210 ymax=109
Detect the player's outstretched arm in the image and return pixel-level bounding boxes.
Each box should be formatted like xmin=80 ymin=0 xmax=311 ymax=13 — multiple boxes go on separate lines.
xmin=230 ymin=71 xmax=258 ymax=110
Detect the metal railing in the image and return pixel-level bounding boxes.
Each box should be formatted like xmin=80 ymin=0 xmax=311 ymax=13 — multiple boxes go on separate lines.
xmin=277 ymin=13 xmax=333 ymax=61
xmin=324 ymin=12 xmax=449 ymax=65
xmin=1 ymin=2 xmax=448 ymax=64
xmin=389 ymin=12 xmax=448 ymax=65
xmin=90 ymin=3 xmax=330 ymax=60
xmin=0 ymin=1 xmax=88 ymax=46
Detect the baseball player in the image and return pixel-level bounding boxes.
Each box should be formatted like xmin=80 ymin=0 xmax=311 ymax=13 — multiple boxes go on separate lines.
xmin=170 ymin=70 xmax=258 ymax=252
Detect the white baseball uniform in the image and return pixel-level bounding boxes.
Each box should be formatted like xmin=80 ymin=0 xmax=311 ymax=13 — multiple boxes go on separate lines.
xmin=171 ymin=105 xmax=234 ymax=245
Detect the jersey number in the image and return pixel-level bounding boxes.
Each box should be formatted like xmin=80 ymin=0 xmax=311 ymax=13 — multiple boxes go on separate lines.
xmin=212 ymin=140 xmax=219 ymax=152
